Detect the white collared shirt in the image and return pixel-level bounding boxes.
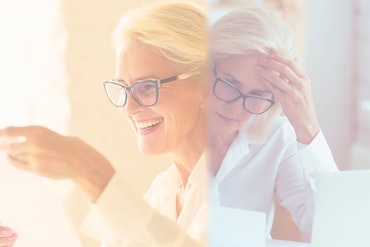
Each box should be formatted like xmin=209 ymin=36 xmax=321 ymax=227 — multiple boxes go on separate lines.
xmin=64 ymin=155 xmax=207 ymax=247
xmin=209 ymin=116 xmax=338 ymax=238
xmin=144 ymin=154 xmax=207 ymax=242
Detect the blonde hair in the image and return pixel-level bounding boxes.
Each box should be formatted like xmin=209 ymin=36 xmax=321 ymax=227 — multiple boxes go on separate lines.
xmin=211 ymin=7 xmax=299 ymax=139
xmin=113 ymin=1 xmax=207 ymax=77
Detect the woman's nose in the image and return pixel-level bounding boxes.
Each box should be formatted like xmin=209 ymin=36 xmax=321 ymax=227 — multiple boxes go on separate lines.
xmin=121 ymin=93 xmax=144 ymax=116
xmin=228 ymin=98 xmax=245 ymax=115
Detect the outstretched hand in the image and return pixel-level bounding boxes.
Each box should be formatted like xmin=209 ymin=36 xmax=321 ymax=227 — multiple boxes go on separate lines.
xmin=255 ymin=56 xmax=320 ymax=144
xmin=0 ymin=126 xmax=115 ymax=202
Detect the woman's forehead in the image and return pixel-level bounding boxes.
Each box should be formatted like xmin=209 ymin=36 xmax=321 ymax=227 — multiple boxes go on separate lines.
xmin=215 ymin=54 xmax=260 ymax=78
xmin=215 ymin=52 xmax=266 ymax=66
xmin=214 ymin=54 xmax=269 ymax=91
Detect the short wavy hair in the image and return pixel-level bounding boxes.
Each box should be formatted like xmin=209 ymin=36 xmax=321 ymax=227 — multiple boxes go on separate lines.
xmin=113 ymin=1 xmax=207 ymax=77
xmin=211 ymin=7 xmax=299 ymax=139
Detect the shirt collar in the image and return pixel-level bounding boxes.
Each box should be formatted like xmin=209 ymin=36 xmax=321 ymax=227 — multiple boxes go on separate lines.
xmin=213 ymin=120 xmax=267 ymax=183
xmin=168 ymin=154 xmax=207 ymax=194
xmin=187 ymin=154 xmax=207 ymax=194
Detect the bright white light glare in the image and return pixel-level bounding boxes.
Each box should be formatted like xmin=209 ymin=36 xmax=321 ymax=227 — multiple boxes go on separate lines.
xmin=0 ymin=0 xmax=76 ymax=246
xmin=0 ymin=0 xmax=70 ymax=130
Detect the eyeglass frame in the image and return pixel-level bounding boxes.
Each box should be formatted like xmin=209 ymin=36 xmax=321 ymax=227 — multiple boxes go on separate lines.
xmin=103 ymin=73 xmax=194 ymax=107
xmin=213 ymin=75 xmax=275 ymax=115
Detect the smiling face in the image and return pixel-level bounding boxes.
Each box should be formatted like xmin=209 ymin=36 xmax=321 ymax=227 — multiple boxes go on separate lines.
xmin=114 ymin=41 xmax=206 ymax=156
xmin=209 ymin=53 xmax=273 ymax=140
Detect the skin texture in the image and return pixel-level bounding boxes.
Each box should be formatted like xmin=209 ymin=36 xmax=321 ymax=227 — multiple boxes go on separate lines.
xmin=209 ymin=53 xmax=320 ymax=175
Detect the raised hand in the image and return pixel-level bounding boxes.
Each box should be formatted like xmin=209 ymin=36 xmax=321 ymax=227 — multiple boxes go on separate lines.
xmin=255 ymin=56 xmax=320 ymax=144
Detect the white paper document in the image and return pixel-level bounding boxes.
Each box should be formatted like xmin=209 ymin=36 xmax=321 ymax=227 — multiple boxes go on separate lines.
xmin=209 ymin=205 xmax=266 ymax=247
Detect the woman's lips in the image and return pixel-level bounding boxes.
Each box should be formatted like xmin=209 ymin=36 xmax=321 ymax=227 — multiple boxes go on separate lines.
xmin=215 ymin=112 xmax=238 ymax=125
xmin=135 ymin=117 xmax=164 ymax=135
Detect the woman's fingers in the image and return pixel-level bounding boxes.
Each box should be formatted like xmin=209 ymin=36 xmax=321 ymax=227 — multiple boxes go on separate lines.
xmin=254 ymin=55 xmax=320 ymax=144
xmin=269 ymin=55 xmax=306 ymax=78
xmin=7 ymin=153 xmax=30 ymax=169
xmin=0 ymin=126 xmax=32 ymax=144
xmin=255 ymin=64 xmax=291 ymax=95
xmin=256 ymin=57 xmax=304 ymax=90
xmin=0 ymin=227 xmax=17 ymax=247
xmin=255 ymin=55 xmax=309 ymax=98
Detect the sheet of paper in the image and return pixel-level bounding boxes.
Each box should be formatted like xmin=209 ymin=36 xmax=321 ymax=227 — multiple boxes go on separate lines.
xmin=209 ymin=205 xmax=266 ymax=247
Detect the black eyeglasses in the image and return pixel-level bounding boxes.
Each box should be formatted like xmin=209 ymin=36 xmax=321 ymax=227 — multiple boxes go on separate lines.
xmin=213 ymin=77 xmax=275 ymax=115
xmin=103 ymin=73 xmax=193 ymax=107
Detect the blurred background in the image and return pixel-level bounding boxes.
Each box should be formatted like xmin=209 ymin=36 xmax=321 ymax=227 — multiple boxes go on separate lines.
xmin=0 ymin=0 xmax=369 ymax=244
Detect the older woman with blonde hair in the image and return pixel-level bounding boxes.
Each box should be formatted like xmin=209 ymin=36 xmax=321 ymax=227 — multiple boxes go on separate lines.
xmin=0 ymin=1 xmax=208 ymax=246
xmin=208 ymin=6 xmax=338 ymax=240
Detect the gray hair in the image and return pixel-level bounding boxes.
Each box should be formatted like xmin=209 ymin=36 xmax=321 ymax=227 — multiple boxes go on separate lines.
xmin=211 ymin=7 xmax=299 ymax=139
xmin=211 ymin=7 xmax=298 ymax=62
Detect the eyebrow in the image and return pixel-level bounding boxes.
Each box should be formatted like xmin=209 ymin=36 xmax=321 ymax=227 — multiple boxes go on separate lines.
xmin=112 ymin=76 xmax=157 ymax=86
xmin=220 ymin=74 xmax=272 ymax=97
xmin=249 ymin=89 xmax=272 ymax=97
xmin=112 ymin=78 xmax=126 ymax=83
xmin=219 ymin=73 xmax=242 ymax=86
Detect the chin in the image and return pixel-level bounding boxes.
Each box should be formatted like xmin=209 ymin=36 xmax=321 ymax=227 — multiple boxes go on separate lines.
xmin=137 ymin=142 xmax=161 ymax=156
xmin=135 ymin=126 xmax=167 ymax=155
xmin=139 ymin=148 xmax=157 ymax=156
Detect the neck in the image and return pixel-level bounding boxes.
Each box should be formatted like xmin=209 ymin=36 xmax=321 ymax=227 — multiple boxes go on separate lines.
xmin=171 ymin=151 xmax=203 ymax=188
xmin=171 ymin=132 xmax=206 ymax=188
xmin=208 ymin=130 xmax=238 ymax=176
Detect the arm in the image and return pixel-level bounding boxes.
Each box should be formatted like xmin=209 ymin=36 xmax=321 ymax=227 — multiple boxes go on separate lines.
xmin=0 ymin=126 xmax=204 ymax=246
xmin=0 ymin=126 xmax=114 ymax=202
xmin=275 ymin=130 xmax=338 ymax=238
xmin=78 ymin=173 xmax=204 ymax=246
xmin=256 ymin=55 xmax=339 ymax=236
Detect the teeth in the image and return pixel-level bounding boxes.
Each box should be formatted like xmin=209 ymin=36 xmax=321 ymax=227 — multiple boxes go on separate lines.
xmin=137 ymin=118 xmax=163 ymax=129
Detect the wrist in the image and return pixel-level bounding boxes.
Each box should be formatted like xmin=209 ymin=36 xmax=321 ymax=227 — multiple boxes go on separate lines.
xmin=75 ymin=162 xmax=115 ymax=203
xmin=67 ymin=137 xmax=116 ymax=202
xmin=296 ymin=123 xmax=320 ymax=145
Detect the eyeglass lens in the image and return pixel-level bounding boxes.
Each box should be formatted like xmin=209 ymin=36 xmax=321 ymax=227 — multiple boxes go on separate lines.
xmin=104 ymin=80 xmax=159 ymax=107
xmin=214 ymin=78 xmax=273 ymax=114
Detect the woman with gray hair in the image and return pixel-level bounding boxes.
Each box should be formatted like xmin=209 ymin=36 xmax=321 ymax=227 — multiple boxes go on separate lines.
xmin=0 ymin=1 xmax=208 ymax=246
xmin=208 ymin=6 xmax=338 ymax=240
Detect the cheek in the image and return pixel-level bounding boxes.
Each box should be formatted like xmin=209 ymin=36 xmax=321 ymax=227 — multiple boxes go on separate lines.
xmin=119 ymin=109 xmax=137 ymax=132
xmin=127 ymin=117 xmax=137 ymax=132
xmin=239 ymin=113 xmax=253 ymax=126
xmin=163 ymin=103 xmax=197 ymax=126
xmin=209 ymin=93 xmax=223 ymax=110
